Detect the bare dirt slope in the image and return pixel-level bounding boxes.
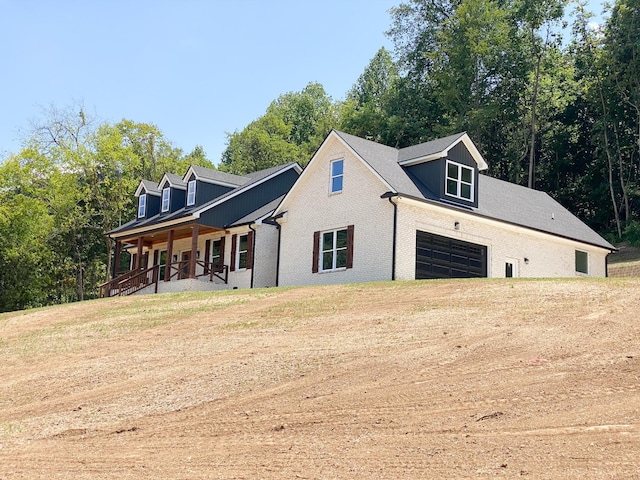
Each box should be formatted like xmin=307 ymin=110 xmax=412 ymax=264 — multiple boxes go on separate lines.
xmin=1 ymin=279 xmax=639 ymax=479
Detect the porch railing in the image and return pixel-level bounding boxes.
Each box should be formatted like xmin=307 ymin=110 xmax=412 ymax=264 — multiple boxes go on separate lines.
xmin=100 ymin=261 xmax=229 ymax=298
xmin=118 ymin=265 xmax=160 ymax=296
xmin=166 ymin=260 xmax=228 ymax=284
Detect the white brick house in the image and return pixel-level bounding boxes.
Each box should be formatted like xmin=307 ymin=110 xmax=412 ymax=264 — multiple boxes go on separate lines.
xmin=273 ymin=130 xmax=615 ymax=286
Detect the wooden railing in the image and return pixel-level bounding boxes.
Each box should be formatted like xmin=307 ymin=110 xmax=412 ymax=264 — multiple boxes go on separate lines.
xmin=118 ymin=265 xmax=160 ymax=296
xmin=99 ymin=269 xmax=141 ymax=298
xmin=99 ymin=261 xmax=228 ymax=298
xmin=166 ymin=260 xmax=228 ymax=284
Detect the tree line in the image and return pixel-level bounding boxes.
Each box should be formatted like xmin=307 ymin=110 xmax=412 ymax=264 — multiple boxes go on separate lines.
xmin=1 ymin=0 xmax=638 ymax=312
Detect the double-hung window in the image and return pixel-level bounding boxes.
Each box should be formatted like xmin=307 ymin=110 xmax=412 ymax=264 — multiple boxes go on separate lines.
xmin=445 ymin=160 xmax=474 ymax=201
xmin=312 ymin=226 xmax=354 ymax=273
xmin=138 ymin=194 xmax=146 ymax=218
xmin=322 ymin=228 xmax=348 ymax=270
xmin=237 ymin=234 xmax=249 ymax=270
xmin=187 ymin=180 xmax=196 ymax=206
xmin=161 ymin=187 xmax=171 ymax=212
xmin=330 ymin=159 xmax=344 ymax=194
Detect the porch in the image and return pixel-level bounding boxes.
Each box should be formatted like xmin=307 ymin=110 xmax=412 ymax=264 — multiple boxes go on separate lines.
xmin=100 ymin=222 xmax=230 ymax=298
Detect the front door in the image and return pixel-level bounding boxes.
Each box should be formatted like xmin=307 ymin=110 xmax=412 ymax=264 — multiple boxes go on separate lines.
xmin=180 ymin=251 xmax=191 ymax=279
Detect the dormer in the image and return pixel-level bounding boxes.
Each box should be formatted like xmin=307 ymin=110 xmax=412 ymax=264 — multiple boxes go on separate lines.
xmin=399 ymin=132 xmax=487 ymax=209
xmin=157 ymin=173 xmax=187 ymax=214
xmin=182 ymin=165 xmax=248 ymax=208
xmin=134 ymin=180 xmax=161 ymax=219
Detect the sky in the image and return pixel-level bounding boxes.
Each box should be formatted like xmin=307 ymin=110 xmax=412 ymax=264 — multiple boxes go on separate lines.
xmin=1 ymin=0 xmax=607 ymax=166
xmin=0 ymin=0 xmax=398 ymax=164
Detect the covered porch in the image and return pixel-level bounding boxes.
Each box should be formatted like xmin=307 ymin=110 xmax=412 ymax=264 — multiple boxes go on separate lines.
xmin=100 ymin=221 xmax=229 ymax=297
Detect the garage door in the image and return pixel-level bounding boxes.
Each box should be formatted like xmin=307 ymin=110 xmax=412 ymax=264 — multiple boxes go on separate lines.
xmin=416 ymin=231 xmax=487 ymax=279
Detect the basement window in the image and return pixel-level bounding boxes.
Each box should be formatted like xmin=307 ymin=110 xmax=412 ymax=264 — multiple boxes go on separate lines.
xmin=575 ymin=250 xmax=589 ymax=275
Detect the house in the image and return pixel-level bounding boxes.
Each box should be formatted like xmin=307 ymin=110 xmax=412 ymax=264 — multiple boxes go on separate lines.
xmin=272 ymin=130 xmax=615 ymax=286
xmin=101 ymin=163 xmax=301 ymax=296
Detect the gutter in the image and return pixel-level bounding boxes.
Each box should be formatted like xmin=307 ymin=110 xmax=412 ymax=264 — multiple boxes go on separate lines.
xmin=263 ymin=212 xmax=285 ymax=287
xmin=380 ymin=192 xmax=398 ymax=281
xmin=248 ymin=223 xmax=257 ymax=289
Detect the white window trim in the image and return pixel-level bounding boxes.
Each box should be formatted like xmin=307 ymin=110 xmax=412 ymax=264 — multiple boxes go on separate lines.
xmin=138 ymin=193 xmax=147 ymax=218
xmin=187 ymin=180 xmax=196 ymax=206
xmin=161 ymin=187 xmax=171 ymax=212
xmin=445 ymin=160 xmax=474 ymax=202
xmin=236 ymin=234 xmax=249 ymax=270
xmin=575 ymin=250 xmax=589 ymax=275
xmin=320 ymin=228 xmax=348 ymax=272
xmin=330 ymin=159 xmax=344 ymax=194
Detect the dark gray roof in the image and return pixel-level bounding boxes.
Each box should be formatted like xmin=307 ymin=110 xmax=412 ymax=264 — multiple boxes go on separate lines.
xmin=108 ymin=163 xmax=299 ymax=236
xmin=334 ymin=130 xmax=614 ymax=251
xmin=140 ymin=179 xmax=160 ymax=195
xmin=162 ymin=173 xmax=186 ymax=188
xmin=398 ymin=132 xmax=467 ymax=163
xmin=190 ymin=165 xmax=248 ymax=186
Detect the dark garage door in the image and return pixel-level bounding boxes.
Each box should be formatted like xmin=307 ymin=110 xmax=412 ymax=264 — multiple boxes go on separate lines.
xmin=416 ymin=231 xmax=487 ymax=279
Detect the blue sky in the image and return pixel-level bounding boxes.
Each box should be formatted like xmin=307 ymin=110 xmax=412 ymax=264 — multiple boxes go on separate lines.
xmin=0 ymin=0 xmax=397 ymax=164
xmin=1 ymin=0 xmax=606 ymax=165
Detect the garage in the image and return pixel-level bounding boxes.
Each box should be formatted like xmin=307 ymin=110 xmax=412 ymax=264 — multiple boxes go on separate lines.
xmin=415 ymin=231 xmax=487 ymax=279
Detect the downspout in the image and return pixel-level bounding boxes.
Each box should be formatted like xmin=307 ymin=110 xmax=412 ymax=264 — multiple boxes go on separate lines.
xmin=381 ymin=192 xmax=398 ymax=281
xmin=249 ymin=223 xmax=257 ymax=289
xmin=263 ymin=212 xmax=285 ymax=287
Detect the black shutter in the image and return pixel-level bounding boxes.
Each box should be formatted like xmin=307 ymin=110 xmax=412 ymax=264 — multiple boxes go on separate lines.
xmin=246 ymin=231 xmax=254 ymax=269
xmin=230 ymin=234 xmax=237 ymax=272
xmin=346 ymin=225 xmax=354 ymax=269
xmin=312 ymin=231 xmax=320 ymax=273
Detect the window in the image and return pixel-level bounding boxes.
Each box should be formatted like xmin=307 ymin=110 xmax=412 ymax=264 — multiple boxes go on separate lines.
xmin=137 ymin=194 xmax=146 ymax=218
xmin=330 ymin=159 xmax=344 ymax=194
xmin=212 ymin=239 xmax=222 ymax=271
xmin=237 ymin=234 xmax=248 ymax=269
xmin=575 ymin=250 xmax=588 ymax=274
xmin=161 ymin=187 xmax=170 ymax=212
xmin=312 ymin=226 xmax=354 ymax=273
xmin=505 ymin=258 xmax=519 ymax=278
xmin=187 ymin=180 xmax=196 ymax=206
xmin=445 ymin=160 xmax=474 ymax=201
xmin=230 ymin=233 xmax=252 ymax=271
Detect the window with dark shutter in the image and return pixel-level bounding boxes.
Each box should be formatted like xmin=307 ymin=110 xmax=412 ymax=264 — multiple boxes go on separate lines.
xmin=230 ymin=234 xmax=237 ymax=272
xmin=314 ymin=226 xmax=354 ymax=272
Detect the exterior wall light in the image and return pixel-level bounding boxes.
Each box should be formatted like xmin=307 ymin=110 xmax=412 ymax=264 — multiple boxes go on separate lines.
xmin=524 ymin=257 xmax=529 ymax=264
xmin=454 ymin=221 xmax=460 ymax=230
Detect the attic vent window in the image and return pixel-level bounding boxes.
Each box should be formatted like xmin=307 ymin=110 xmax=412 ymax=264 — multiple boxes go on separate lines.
xmin=446 ymin=160 xmax=474 ymax=201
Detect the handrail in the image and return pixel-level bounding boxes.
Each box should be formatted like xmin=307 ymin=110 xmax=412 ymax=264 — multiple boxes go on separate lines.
xmin=117 ymin=265 xmax=160 ymax=296
xmin=165 ymin=260 xmax=228 ymax=284
xmin=99 ymin=269 xmax=141 ymax=298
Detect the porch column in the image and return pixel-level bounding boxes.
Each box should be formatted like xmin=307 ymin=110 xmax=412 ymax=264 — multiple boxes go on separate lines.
xmin=189 ymin=224 xmax=199 ymax=279
xmin=113 ymin=240 xmax=122 ymax=279
xmin=135 ymin=237 xmax=144 ymax=269
xmin=165 ymin=229 xmax=174 ymax=282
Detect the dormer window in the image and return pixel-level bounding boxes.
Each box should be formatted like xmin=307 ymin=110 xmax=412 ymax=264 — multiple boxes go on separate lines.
xmin=161 ymin=187 xmax=170 ymax=212
xmin=445 ymin=160 xmax=474 ymax=201
xmin=187 ymin=180 xmax=196 ymax=206
xmin=330 ymin=159 xmax=344 ymax=194
xmin=138 ymin=194 xmax=147 ymax=218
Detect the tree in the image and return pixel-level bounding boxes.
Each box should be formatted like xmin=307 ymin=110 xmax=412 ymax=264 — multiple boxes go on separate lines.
xmin=220 ymin=83 xmax=340 ymax=174
xmin=340 ymin=47 xmax=400 ymax=143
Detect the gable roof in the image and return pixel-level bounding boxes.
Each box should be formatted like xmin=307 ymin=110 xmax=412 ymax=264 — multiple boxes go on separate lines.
xmin=108 ymin=162 xmax=301 ymax=238
xmin=159 ymin=173 xmax=187 ymax=190
xmin=184 ymin=165 xmax=249 ymax=187
xmin=134 ymin=179 xmax=160 ymax=197
xmin=278 ymin=130 xmax=614 ymax=251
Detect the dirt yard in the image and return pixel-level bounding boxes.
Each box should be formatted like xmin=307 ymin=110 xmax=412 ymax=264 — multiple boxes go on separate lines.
xmin=0 ymin=278 xmax=639 ymax=479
